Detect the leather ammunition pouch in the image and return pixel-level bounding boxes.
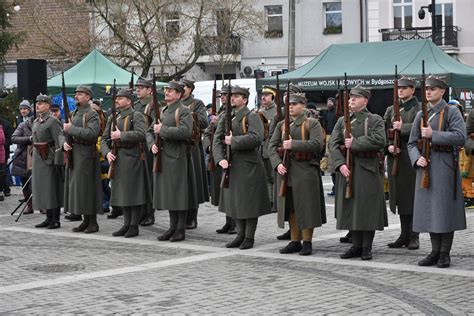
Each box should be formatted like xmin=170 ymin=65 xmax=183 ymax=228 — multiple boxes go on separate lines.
xmin=73 ymin=138 xmax=95 ymax=146
xmin=33 ymin=142 xmax=49 ymax=160
xmin=190 ymin=113 xmax=201 ymax=145
xmin=353 ymin=151 xmax=379 ymax=158
xmin=277 ymin=147 xmax=315 ymax=161
xmin=115 ymin=141 xmax=138 ymax=149
xmin=416 ymin=139 xmax=453 ymax=153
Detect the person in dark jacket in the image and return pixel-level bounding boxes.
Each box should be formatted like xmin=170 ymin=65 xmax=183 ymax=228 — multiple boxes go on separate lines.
xmin=0 ymin=117 xmax=13 ymax=196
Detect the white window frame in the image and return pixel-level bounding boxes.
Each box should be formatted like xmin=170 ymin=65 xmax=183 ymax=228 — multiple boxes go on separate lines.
xmin=393 ymin=0 xmax=413 ymax=29
xmin=166 ymin=12 xmax=180 ymax=37
xmin=323 ymin=2 xmax=342 ymax=31
xmin=265 ymin=5 xmax=283 ymax=32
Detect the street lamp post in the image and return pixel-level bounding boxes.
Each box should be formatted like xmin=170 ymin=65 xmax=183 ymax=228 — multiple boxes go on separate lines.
xmin=418 ymin=0 xmax=436 ymax=42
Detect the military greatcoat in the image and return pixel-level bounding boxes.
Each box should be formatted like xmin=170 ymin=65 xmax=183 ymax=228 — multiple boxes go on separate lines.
xmin=268 ymin=113 xmax=327 ymax=229
xmin=384 ymin=96 xmax=421 ymax=215
xmin=202 ymin=116 xmax=222 ymax=206
xmin=213 ymin=106 xmax=271 ymax=219
xmin=329 ymin=108 xmax=387 ymax=231
xmin=61 ymin=103 xmax=103 ymax=215
xmin=101 ymin=107 xmax=151 ymax=207
xmin=146 ymin=100 xmax=194 ymax=211
xmin=407 ymin=99 xmax=466 ymax=233
xmin=31 ymin=111 xmax=64 ymax=210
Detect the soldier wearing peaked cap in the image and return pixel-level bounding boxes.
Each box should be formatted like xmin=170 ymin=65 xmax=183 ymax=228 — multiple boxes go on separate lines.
xmin=134 ymin=77 xmax=156 ymax=226
xmin=61 ymin=85 xmax=103 ymax=233
xmin=213 ymin=85 xmax=272 ymax=250
xmin=202 ymin=84 xmax=236 ymax=234
xmin=329 ymin=85 xmax=387 ymax=261
xmin=180 ymin=78 xmax=209 ymax=230
xmin=101 ymin=89 xmax=151 ymax=238
xmin=384 ymin=77 xmax=422 ymax=250
xmin=408 ymin=76 xmax=466 ymax=268
xmin=259 ymin=85 xmax=278 ymax=212
xmin=32 ymin=94 xmax=64 ymax=229
xmin=147 ymin=81 xmax=194 ymax=242
xmin=269 ymin=93 xmax=326 ymax=256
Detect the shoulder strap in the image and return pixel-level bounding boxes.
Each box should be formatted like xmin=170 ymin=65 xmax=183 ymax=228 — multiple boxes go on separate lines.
xmin=190 ymin=101 xmax=196 ymax=112
xmin=83 ymin=111 xmax=88 ymax=128
xmin=301 ymin=118 xmax=310 ymax=141
xmin=175 ymin=107 xmax=180 ymax=127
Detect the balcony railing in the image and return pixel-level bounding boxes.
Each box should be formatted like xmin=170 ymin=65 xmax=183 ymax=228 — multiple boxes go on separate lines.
xmin=198 ymin=35 xmax=241 ymax=56
xmin=379 ymin=26 xmax=459 ymax=48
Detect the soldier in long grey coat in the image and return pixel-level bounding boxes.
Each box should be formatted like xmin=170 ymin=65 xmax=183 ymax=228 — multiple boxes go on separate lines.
xmin=180 ymin=78 xmax=209 ymax=229
xmin=384 ymin=77 xmax=421 ymax=250
xmin=269 ymin=93 xmax=326 ymax=256
xmin=102 ymin=89 xmax=150 ymax=238
xmin=31 ymin=94 xmax=64 ymax=229
xmin=202 ymin=85 xmax=236 ymax=234
xmin=147 ymin=81 xmax=194 ymax=242
xmin=213 ymin=85 xmax=272 ymax=250
xmin=407 ymin=76 xmax=466 ymax=268
xmin=134 ymin=78 xmax=155 ymax=226
xmin=61 ymin=86 xmax=103 ymax=234
xmin=329 ymin=85 xmax=387 ymax=261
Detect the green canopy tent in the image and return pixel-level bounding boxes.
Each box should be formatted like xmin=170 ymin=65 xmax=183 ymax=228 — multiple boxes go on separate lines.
xmin=257 ymin=39 xmax=474 ymax=90
xmin=47 ymin=49 xmax=165 ymax=109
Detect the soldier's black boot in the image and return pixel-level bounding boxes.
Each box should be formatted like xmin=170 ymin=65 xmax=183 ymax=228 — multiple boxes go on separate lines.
xmin=186 ymin=209 xmax=198 ymax=230
xmin=125 ymin=226 xmax=139 ymax=238
xmin=107 ymin=207 xmax=123 ymax=219
xmin=170 ymin=211 xmax=186 ymax=242
xmin=277 ymin=229 xmax=291 ymax=240
xmin=340 ymin=246 xmax=362 ymax=259
xmin=140 ymin=209 xmax=155 ymax=226
xmin=73 ymin=216 xmax=90 ymax=232
xmin=279 ymin=241 xmax=302 ymax=254
xmin=387 ymin=235 xmax=410 ymax=248
xmin=226 ymin=235 xmax=245 ymax=248
xmin=299 ymin=241 xmax=312 ymax=256
xmin=112 ymin=225 xmax=130 ymax=237
xmin=437 ymin=252 xmax=451 ymax=268
xmin=228 ymin=218 xmax=236 ymax=234
xmin=216 ymin=223 xmax=231 ymax=234
xmin=158 ymin=211 xmax=177 ymax=241
xmin=388 ymin=215 xmax=410 ymax=248
xmin=35 ymin=209 xmax=52 ymax=228
xmin=418 ymin=251 xmax=440 ymax=266
xmin=407 ymin=232 xmax=420 ymax=250
xmin=65 ymin=213 xmax=82 ymax=221
xmin=47 ymin=209 xmax=61 ymax=229
xmin=361 ymin=247 xmax=372 ymax=260
xmin=239 ymin=238 xmax=254 ymax=250
xmin=84 ymin=214 xmax=99 ymax=234
xmin=170 ymin=229 xmax=185 ymax=242
xmin=339 ymin=231 xmax=352 ymax=243
xmin=125 ymin=209 xmax=140 ymax=238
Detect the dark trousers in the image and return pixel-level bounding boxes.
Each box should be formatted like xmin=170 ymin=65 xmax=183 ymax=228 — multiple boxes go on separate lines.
xmin=122 ymin=206 xmax=142 ymax=226
xmin=170 ymin=210 xmax=188 ymax=231
xmin=400 ymin=214 xmax=418 ymax=238
xmin=0 ymin=163 xmax=5 ymax=193
xmin=429 ymin=232 xmax=454 ymax=253
xmin=235 ymin=218 xmax=258 ymax=239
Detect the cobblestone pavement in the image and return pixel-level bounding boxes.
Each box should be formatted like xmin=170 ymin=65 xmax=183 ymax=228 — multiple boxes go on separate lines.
xmin=1 ymin=176 xmax=473 ymax=314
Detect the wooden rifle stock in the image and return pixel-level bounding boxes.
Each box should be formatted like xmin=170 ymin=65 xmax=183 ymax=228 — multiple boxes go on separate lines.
xmin=151 ymin=69 xmax=162 ymax=173
xmin=420 ymin=60 xmax=430 ymax=189
xmin=220 ymin=78 xmax=232 ymax=188
xmin=335 ymin=79 xmax=343 ymax=119
xmin=107 ymin=79 xmax=118 ymax=179
xmin=207 ymin=79 xmax=217 ymax=171
xmin=279 ymin=83 xmax=291 ymax=197
xmin=343 ymin=73 xmax=353 ymax=198
xmin=391 ymin=65 xmax=401 ymax=176
xmin=61 ymin=72 xmax=74 ymax=169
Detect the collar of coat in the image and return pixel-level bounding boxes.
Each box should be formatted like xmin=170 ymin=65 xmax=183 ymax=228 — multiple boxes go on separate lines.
xmin=400 ymin=96 xmax=419 ymax=111
xmin=136 ymin=96 xmax=152 ymax=107
xmin=264 ymin=102 xmax=275 ymax=111
xmin=350 ymin=107 xmax=369 ymax=121
xmin=118 ymin=107 xmax=133 ymax=117
xmin=429 ymin=99 xmax=448 ymax=114
xmin=291 ymin=112 xmax=307 ymax=126
xmin=234 ymin=106 xmax=250 ymax=121
xmin=74 ymin=103 xmax=92 ymax=116
xmin=36 ymin=110 xmax=51 ymax=123
xmin=181 ymin=94 xmax=194 ymax=106
xmin=165 ymin=100 xmax=181 ymax=112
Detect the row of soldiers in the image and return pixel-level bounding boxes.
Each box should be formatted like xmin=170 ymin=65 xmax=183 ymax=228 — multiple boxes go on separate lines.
xmin=29 ymin=74 xmax=466 ymax=268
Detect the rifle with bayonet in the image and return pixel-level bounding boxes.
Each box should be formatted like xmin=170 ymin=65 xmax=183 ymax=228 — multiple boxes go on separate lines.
xmin=278 ymin=83 xmax=291 ymax=197
xmin=275 ymin=73 xmax=282 ymax=122
xmin=62 ymin=72 xmax=74 ymax=169
xmin=420 ymin=60 xmax=430 ymax=189
xmin=343 ymin=73 xmax=353 ymax=198
xmin=391 ymin=65 xmax=401 ymax=176
xmin=207 ymin=78 xmax=217 ymax=171
xmin=152 ymin=69 xmax=162 ymax=173
xmin=336 ymin=78 xmax=343 ymax=119
xmin=220 ymin=78 xmax=232 ymax=188
xmin=107 ymin=79 xmax=118 ymax=179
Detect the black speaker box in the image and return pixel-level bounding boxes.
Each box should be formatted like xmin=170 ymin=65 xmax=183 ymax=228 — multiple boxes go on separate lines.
xmin=17 ymin=59 xmax=47 ymax=102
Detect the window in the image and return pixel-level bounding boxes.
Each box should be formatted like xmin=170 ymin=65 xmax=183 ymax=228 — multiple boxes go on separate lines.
xmin=393 ymin=0 xmax=412 ymax=29
xmin=323 ymin=2 xmax=342 ymax=34
xmin=166 ymin=12 xmax=179 ymax=38
xmin=265 ymin=5 xmax=282 ymax=38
